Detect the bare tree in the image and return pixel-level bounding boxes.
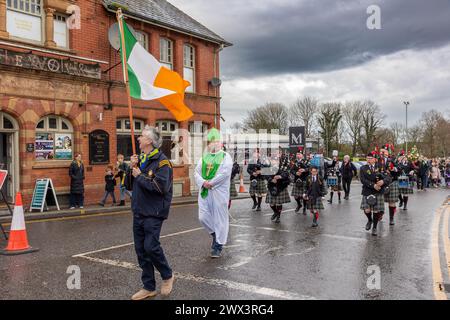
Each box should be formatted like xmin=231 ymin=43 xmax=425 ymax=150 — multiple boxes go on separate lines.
xmin=420 ymin=110 xmax=445 ymax=157
xmin=389 ymin=122 xmax=405 ymax=148
xmin=358 ymin=100 xmax=385 ymax=154
xmin=288 ymin=96 xmax=319 ymax=137
xmin=342 ymin=101 xmax=364 ymax=156
xmin=242 ymin=102 xmax=289 ymax=135
xmin=317 ymin=102 xmax=342 ymax=157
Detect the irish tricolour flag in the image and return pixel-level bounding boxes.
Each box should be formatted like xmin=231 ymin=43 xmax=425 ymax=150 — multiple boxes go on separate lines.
xmin=118 ymin=18 xmax=193 ymax=121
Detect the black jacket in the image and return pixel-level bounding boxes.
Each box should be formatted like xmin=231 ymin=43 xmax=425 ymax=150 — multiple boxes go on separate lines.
xmin=360 ymin=164 xmax=392 ymax=196
xmin=129 ymin=150 xmax=173 ymax=219
xmin=340 ymin=161 xmax=357 ymax=180
xmin=105 ymin=174 xmax=117 ymax=192
xmin=247 ymin=159 xmax=264 ymax=180
xmin=69 ymin=161 xmax=85 ymax=194
xmin=290 ymin=159 xmax=309 ymax=182
xmin=305 ymin=175 xmax=327 ymax=201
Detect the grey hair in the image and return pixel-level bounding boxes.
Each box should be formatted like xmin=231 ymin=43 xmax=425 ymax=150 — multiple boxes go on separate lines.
xmin=344 ymin=155 xmax=350 ymax=161
xmin=142 ymin=125 xmax=162 ymax=148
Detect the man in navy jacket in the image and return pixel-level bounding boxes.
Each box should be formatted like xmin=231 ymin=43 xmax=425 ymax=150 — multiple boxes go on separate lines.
xmin=128 ymin=125 xmax=174 ymax=300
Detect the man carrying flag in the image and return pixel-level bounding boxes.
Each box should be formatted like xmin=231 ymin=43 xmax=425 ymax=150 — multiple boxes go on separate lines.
xmin=194 ymin=128 xmax=233 ymax=258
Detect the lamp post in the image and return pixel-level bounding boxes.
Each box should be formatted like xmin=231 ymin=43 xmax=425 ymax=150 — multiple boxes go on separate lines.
xmin=403 ymin=101 xmax=410 ymax=155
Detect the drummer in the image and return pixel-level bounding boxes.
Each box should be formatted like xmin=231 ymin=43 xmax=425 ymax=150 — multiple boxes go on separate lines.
xmin=326 ymin=156 xmax=343 ymax=204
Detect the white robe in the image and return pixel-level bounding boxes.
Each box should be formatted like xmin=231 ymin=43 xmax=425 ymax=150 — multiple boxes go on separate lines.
xmin=194 ymin=151 xmax=232 ymax=245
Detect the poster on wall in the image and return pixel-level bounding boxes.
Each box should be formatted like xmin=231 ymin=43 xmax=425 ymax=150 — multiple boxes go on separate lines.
xmin=35 ymin=133 xmax=54 ymax=160
xmin=55 ymin=133 xmax=73 ymax=160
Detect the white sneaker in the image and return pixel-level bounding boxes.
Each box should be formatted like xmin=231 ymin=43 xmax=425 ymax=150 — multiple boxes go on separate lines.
xmin=69 ymin=207 xmax=75 ymax=210
xmin=80 ymin=206 xmax=84 ymax=209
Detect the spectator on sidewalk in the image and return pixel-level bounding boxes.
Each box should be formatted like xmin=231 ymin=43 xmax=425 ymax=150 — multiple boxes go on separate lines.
xmin=115 ymin=154 xmax=132 ymax=206
xmin=99 ymin=166 xmax=117 ymax=207
xmin=69 ymin=153 xmax=85 ymax=209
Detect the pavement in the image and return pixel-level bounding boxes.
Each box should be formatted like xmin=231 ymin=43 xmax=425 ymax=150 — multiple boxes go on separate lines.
xmin=0 ymin=185 xmax=449 ymax=300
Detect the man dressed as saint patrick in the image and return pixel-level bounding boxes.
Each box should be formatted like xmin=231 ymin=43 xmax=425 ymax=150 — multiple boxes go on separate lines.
xmin=194 ymin=128 xmax=233 ymax=258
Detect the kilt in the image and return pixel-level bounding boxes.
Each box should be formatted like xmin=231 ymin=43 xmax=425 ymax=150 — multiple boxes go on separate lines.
xmin=229 ymin=178 xmax=238 ymax=198
xmin=306 ymin=196 xmax=324 ymax=210
xmin=330 ymin=184 xmax=342 ymax=192
xmin=265 ymin=187 xmax=291 ymax=205
xmin=360 ymin=194 xmax=385 ymax=212
xmin=384 ymin=180 xmax=400 ymax=203
xmin=399 ymin=182 xmax=414 ymax=194
xmin=249 ymin=179 xmax=267 ymax=195
xmin=291 ymin=180 xmax=304 ymax=197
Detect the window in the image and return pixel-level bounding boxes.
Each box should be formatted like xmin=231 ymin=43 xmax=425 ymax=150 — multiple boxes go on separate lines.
xmin=160 ymin=38 xmax=173 ymax=70
xmin=0 ymin=113 xmax=18 ymax=130
xmin=189 ymin=122 xmax=209 ymax=134
xmin=53 ymin=13 xmax=68 ymax=48
xmin=156 ymin=120 xmax=178 ymax=160
xmin=116 ymin=118 xmax=145 ymax=160
xmin=134 ymin=30 xmax=148 ymax=51
xmin=7 ymin=0 xmax=43 ymax=43
xmin=183 ymin=45 xmax=195 ymax=93
xmin=35 ymin=116 xmax=73 ymax=161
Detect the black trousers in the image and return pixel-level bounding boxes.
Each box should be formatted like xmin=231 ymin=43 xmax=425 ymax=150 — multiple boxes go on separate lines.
xmin=342 ymin=177 xmax=352 ymax=195
xmin=133 ymin=214 xmax=172 ymax=291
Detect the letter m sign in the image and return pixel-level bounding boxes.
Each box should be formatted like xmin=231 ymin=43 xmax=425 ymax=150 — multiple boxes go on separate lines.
xmin=289 ymin=127 xmax=305 ymax=153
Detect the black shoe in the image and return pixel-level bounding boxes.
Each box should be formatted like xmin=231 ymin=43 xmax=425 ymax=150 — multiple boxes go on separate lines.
xmin=327 ymin=199 xmax=332 ymax=204
xmin=403 ymin=206 xmax=407 ymax=211
xmin=365 ymin=221 xmax=372 ymax=231
xmin=295 ymin=205 xmax=301 ymax=213
xmin=118 ymin=200 xmax=125 ymax=206
xmin=371 ymin=227 xmax=377 ymax=236
xmin=271 ymin=213 xmax=277 ymax=221
xmin=252 ymin=203 xmax=257 ymax=210
xmin=256 ymin=206 xmax=261 ymax=212
xmin=275 ymin=216 xmax=280 ymax=223
xmin=389 ymin=218 xmax=395 ymax=226
xmin=338 ymin=199 xmax=341 ymax=204
xmin=399 ymin=200 xmax=403 ymax=208
xmin=99 ymin=202 xmax=105 ymax=207
xmin=312 ymin=219 xmax=318 ymax=227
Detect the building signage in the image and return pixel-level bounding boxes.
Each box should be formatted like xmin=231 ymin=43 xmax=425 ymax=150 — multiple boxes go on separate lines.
xmin=289 ymin=126 xmax=306 ymax=153
xmin=89 ymin=130 xmax=110 ymax=165
xmin=0 ymin=48 xmax=101 ymax=79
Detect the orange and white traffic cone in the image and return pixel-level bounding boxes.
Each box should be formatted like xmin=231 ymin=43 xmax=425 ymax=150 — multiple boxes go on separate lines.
xmin=1 ymin=192 xmax=39 ymax=255
xmin=239 ymin=172 xmax=246 ymax=193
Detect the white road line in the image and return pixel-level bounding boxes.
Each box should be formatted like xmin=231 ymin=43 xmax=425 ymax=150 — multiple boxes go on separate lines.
xmin=219 ymin=256 xmax=254 ymax=270
xmin=281 ymin=247 xmax=315 ymax=257
xmin=229 ymin=224 xmax=367 ymax=243
xmin=72 ymin=227 xmax=204 ymax=258
xmin=431 ymin=206 xmax=447 ymax=300
xmin=75 ymin=255 xmax=316 ymax=300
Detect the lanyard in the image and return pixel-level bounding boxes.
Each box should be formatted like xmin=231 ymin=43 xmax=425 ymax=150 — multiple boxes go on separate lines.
xmin=139 ymin=149 xmax=159 ymax=171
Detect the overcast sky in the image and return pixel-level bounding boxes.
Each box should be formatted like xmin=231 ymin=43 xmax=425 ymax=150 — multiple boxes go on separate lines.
xmin=169 ymin=0 xmax=450 ymax=129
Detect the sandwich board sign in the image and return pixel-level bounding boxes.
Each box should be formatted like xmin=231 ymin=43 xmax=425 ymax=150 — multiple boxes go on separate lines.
xmin=30 ymin=179 xmax=60 ymax=212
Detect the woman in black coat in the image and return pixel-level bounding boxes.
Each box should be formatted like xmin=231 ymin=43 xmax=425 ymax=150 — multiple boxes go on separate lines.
xmin=69 ymin=153 xmax=85 ymax=209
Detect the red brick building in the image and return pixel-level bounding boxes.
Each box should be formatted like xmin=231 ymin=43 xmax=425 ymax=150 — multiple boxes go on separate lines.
xmin=0 ymin=0 xmax=231 ymax=207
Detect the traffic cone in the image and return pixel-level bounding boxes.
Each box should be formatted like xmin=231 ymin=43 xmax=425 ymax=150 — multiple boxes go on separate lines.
xmin=239 ymin=172 xmax=246 ymax=193
xmin=1 ymin=192 xmax=39 ymax=255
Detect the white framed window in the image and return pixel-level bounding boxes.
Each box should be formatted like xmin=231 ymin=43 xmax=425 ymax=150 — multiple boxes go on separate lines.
xmin=160 ymin=37 xmax=173 ymax=70
xmin=35 ymin=115 xmax=73 ymax=161
xmin=189 ymin=122 xmax=208 ymax=134
xmin=6 ymin=0 xmax=43 ymax=43
xmin=116 ymin=118 xmax=145 ymax=159
xmin=183 ymin=44 xmax=195 ymax=93
xmin=53 ymin=13 xmax=68 ymax=48
xmin=134 ymin=30 xmax=148 ymax=51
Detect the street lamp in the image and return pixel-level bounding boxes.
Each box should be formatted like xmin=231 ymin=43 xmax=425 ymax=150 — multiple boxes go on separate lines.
xmin=403 ymin=101 xmax=410 ymax=155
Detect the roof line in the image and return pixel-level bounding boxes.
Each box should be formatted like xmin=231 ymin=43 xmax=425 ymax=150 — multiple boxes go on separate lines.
xmin=103 ymin=3 xmax=233 ymax=47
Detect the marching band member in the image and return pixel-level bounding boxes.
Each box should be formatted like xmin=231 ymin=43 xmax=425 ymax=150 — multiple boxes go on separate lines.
xmin=360 ymin=152 xmax=391 ymax=236
xmin=398 ymin=154 xmax=414 ymax=210
xmin=326 ymin=156 xmax=342 ymax=204
xmin=247 ymin=150 xmax=267 ymax=212
xmin=340 ymin=155 xmax=358 ymax=200
xmin=290 ymin=152 xmax=309 ymax=214
xmin=381 ymin=146 xmax=401 ymax=226
xmin=229 ymin=156 xmax=241 ymax=209
xmin=304 ymin=166 xmax=327 ymax=227
xmin=266 ymin=153 xmax=291 ymax=224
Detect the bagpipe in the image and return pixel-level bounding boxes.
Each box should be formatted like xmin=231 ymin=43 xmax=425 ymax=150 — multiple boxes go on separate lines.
xmin=266 ymin=155 xmax=291 ymax=196
xmin=292 ymin=159 xmax=310 ymax=187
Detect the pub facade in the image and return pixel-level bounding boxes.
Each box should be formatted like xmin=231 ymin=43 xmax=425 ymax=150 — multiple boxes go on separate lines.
xmin=0 ymin=0 xmax=231 ymax=206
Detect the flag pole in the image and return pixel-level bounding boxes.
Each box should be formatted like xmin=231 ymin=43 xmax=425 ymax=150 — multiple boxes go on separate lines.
xmin=116 ymin=8 xmax=137 ymax=156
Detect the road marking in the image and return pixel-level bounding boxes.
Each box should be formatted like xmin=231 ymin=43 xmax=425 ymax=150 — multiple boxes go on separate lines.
xmin=75 ymin=255 xmax=316 ymax=300
xmin=73 ymin=227 xmax=204 ymax=258
xmin=281 ymin=247 xmax=315 ymax=257
xmin=229 ymin=224 xmax=367 ymax=243
xmin=442 ymin=206 xmax=450 ymax=281
xmin=218 ymin=257 xmax=254 ymax=270
xmin=431 ymin=205 xmax=447 ymax=300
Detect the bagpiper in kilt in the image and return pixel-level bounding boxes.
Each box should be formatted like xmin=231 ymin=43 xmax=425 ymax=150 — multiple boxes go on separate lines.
xmin=325 ymin=157 xmax=342 ymax=204
xmin=266 ymin=154 xmax=291 ymax=224
xmin=228 ymin=160 xmax=241 ymax=209
xmin=360 ymin=152 xmax=392 ymax=236
xmin=380 ymin=147 xmax=401 ymax=226
xmin=397 ymin=155 xmax=414 ymax=210
xmin=304 ymin=166 xmax=327 ymax=227
xmin=247 ymin=151 xmax=267 ymax=212
xmin=290 ymin=152 xmax=309 ymax=215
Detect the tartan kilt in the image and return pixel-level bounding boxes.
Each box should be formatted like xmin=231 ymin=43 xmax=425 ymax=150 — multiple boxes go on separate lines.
xmin=360 ymin=194 xmax=385 ymax=212
xmin=307 ymin=197 xmax=324 ymax=210
xmin=291 ymin=180 xmax=304 ymax=197
xmin=229 ymin=178 xmax=238 ymax=198
xmin=330 ymin=184 xmax=342 ymax=192
xmin=249 ymin=179 xmax=267 ymax=195
xmin=399 ymin=182 xmax=414 ymax=194
xmin=384 ymin=180 xmax=400 ymax=203
xmin=265 ymin=187 xmax=291 ymax=205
